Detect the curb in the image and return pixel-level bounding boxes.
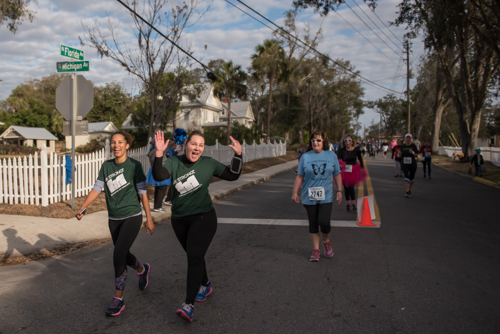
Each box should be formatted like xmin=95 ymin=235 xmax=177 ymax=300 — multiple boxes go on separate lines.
xmin=432 ymin=162 xmax=500 ymax=189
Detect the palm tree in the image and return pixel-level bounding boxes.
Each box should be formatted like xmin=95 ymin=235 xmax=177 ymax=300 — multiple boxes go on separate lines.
xmin=251 ymin=39 xmax=285 ymax=143
xmin=212 ymin=60 xmax=248 ymax=144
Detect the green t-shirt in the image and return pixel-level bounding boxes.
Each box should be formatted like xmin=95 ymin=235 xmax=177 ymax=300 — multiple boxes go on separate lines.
xmin=97 ymin=157 xmax=146 ymax=219
xmin=163 ymin=155 xmax=226 ymax=218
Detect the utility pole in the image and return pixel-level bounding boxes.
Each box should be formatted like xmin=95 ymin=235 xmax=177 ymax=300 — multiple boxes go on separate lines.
xmin=406 ymin=40 xmax=411 ymax=134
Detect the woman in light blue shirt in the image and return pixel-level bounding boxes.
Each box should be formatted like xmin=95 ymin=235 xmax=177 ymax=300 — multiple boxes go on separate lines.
xmin=292 ymin=130 xmax=343 ymax=262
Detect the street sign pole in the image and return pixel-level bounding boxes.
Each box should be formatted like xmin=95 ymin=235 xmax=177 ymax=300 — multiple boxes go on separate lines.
xmin=71 ymin=73 xmax=77 ymax=210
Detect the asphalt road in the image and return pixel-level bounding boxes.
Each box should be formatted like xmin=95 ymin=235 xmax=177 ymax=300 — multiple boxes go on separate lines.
xmin=1 ymin=155 xmax=499 ymax=333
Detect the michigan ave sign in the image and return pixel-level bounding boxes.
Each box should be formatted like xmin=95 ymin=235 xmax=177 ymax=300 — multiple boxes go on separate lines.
xmin=56 ymin=61 xmax=90 ymax=72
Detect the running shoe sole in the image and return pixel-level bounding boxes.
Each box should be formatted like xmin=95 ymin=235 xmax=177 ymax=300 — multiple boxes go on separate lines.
xmin=106 ymin=305 xmax=125 ymax=317
xmin=195 ymin=286 xmax=212 ymax=302
xmin=176 ymin=309 xmax=193 ymax=322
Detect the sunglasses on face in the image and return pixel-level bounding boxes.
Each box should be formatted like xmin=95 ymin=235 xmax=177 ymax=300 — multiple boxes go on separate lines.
xmin=311 ymin=139 xmax=323 ymax=143
xmin=344 ymin=139 xmax=352 ymax=142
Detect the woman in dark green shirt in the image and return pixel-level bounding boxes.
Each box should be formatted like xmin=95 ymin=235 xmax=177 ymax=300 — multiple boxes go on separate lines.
xmin=153 ymin=130 xmax=242 ymax=322
xmin=76 ymin=131 xmax=155 ymax=317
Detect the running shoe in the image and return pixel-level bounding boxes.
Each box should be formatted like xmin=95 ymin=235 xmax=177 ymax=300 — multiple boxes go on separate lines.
xmin=323 ymin=241 xmax=334 ymax=258
xmin=153 ymin=207 xmax=166 ymax=213
xmin=423 ymin=174 xmax=426 ymax=179
xmin=164 ymin=201 xmax=172 ymax=206
xmin=195 ymin=281 xmax=213 ymax=302
xmin=351 ymin=205 xmax=357 ymax=213
xmin=345 ymin=205 xmax=351 ymax=212
xmin=138 ymin=263 xmax=151 ymax=290
xmin=176 ymin=303 xmax=194 ymax=322
xmin=405 ymin=192 xmax=409 ymax=198
xmin=408 ymin=190 xmax=412 ymax=197
xmin=310 ymin=249 xmax=320 ymax=262
xmin=394 ymin=174 xmax=398 ymax=177
xmin=106 ymin=297 xmax=125 ymax=317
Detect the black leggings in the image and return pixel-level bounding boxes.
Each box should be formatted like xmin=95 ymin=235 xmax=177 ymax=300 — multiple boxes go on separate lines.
xmin=154 ymin=185 xmax=167 ymax=209
xmin=422 ymin=158 xmax=431 ymax=176
xmin=303 ymin=203 xmax=333 ymax=234
xmin=171 ymin=208 xmax=218 ymax=305
xmin=402 ymin=164 xmax=417 ymax=184
xmin=344 ymin=185 xmax=355 ymax=201
xmin=109 ymin=215 xmax=142 ymax=278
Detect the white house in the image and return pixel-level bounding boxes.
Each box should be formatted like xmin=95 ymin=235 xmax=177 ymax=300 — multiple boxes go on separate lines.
xmin=220 ymin=101 xmax=255 ymax=128
xmin=65 ymin=121 xmax=119 ymax=149
xmin=0 ymin=125 xmax=58 ymax=153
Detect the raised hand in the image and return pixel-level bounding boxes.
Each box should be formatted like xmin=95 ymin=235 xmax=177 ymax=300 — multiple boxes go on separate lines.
xmin=228 ymin=136 xmax=242 ymax=155
xmin=154 ymin=130 xmax=170 ymax=156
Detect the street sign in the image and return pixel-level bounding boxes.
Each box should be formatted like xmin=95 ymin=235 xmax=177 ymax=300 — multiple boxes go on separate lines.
xmin=56 ymin=61 xmax=90 ymax=73
xmin=60 ymin=45 xmax=84 ymax=60
xmin=63 ymin=120 xmax=88 ymax=136
xmin=56 ymin=75 xmax=94 ymax=121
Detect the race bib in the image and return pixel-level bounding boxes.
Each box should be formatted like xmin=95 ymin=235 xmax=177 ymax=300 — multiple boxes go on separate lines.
xmin=345 ymin=165 xmax=353 ymax=173
xmin=403 ymin=157 xmax=412 ymax=164
xmin=308 ymin=187 xmax=325 ymax=201
xmin=425 ymin=151 xmax=431 ymax=156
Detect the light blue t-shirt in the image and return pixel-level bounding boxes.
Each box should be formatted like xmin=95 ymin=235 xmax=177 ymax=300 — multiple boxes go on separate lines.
xmin=298 ymin=150 xmax=341 ymax=205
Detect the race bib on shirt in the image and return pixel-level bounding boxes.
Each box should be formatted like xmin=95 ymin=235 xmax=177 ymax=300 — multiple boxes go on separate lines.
xmin=345 ymin=165 xmax=353 ymax=173
xmin=425 ymin=152 xmax=431 ymax=157
xmin=403 ymin=157 xmax=412 ymax=164
xmin=308 ymin=187 xmax=325 ymax=201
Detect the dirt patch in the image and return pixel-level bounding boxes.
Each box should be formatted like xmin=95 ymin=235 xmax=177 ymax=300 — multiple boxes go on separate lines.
xmin=1 ymin=152 xmax=297 ymax=219
xmin=432 ymin=155 xmax=500 ymax=184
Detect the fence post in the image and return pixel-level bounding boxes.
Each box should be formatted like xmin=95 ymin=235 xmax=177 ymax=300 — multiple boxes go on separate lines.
xmin=105 ymin=138 xmax=110 ymax=160
xmin=41 ymin=144 xmax=49 ymax=206
xmin=242 ymin=139 xmax=247 ymax=162
xmin=215 ymin=139 xmax=219 ymax=162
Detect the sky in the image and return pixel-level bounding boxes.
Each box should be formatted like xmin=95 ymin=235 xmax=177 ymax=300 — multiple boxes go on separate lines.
xmin=0 ymin=0 xmax=424 ymax=131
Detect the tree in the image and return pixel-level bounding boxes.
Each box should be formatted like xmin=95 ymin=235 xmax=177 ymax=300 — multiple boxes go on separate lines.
xmin=87 ymin=82 xmax=132 ymax=127
xmin=0 ymin=0 xmax=37 ymax=33
xmin=211 ymin=60 xmax=248 ymax=144
xmin=251 ymin=39 xmax=285 ymax=143
xmin=80 ymin=0 xmax=208 ymax=138
xmin=393 ymin=0 xmax=500 ymax=158
xmin=366 ymin=94 xmax=406 ymax=138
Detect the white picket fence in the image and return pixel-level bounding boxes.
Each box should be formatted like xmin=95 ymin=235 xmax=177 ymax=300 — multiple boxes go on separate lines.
xmin=0 ymin=138 xmax=286 ymax=206
xmin=439 ymin=146 xmax=500 ymax=166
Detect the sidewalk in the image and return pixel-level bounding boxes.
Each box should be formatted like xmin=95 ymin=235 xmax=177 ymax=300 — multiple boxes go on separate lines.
xmin=0 ymin=160 xmax=298 ymax=261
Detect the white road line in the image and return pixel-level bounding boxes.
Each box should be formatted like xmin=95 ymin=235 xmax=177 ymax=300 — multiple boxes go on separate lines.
xmin=217 ymin=218 xmax=381 ymax=228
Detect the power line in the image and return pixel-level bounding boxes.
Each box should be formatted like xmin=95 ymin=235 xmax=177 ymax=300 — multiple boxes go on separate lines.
xmin=362 ymin=0 xmax=404 ymax=45
xmin=351 ymin=0 xmax=401 ymax=51
xmin=115 ymin=0 xmax=213 ymax=74
xmin=334 ymin=9 xmax=398 ymax=65
xmin=232 ymin=0 xmax=403 ymax=95
xmin=343 ymin=1 xmax=403 ymax=58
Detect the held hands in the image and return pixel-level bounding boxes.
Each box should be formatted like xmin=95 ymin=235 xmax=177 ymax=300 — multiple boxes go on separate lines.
xmin=154 ymin=130 xmax=170 ymax=157
xmin=145 ymin=218 xmax=155 ymax=235
xmin=228 ymin=136 xmax=242 ymax=155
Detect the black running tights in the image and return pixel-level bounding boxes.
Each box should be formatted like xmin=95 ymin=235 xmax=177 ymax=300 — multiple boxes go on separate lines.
xmin=303 ymin=203 xmax=333 ymax=234
xmin=154 ymin=185 xmax=167 ymax=209
xmin=171 ymin=208 xmax=218 ymax=305
xmin=343 ymin=185 xmax=355 ymax=201
xmin=422 ymin=158 xmax=431 ymax=176
xmin=109 ymin=215 xmax=142 ymax=278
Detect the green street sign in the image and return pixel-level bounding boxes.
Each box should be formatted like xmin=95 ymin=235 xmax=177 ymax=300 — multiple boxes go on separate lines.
xmin=60 ymin=45 xmax=84 ymax=60
xmin=56 ymin=61 xmax=90 ymax=72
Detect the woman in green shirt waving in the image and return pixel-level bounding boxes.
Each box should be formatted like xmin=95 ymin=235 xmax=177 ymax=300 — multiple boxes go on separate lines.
xmin=153 ymin=130 xmax=242 ymax=322
xmin=76 ymin=131 xmax=155 ymax=317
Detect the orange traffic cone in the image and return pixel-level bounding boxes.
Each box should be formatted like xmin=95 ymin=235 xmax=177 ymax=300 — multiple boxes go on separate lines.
xmin=357 ymin=197 xmax=376 ymax=227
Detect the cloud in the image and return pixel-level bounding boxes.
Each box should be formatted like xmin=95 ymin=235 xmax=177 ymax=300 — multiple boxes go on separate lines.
xmin=0 ymin=0 xmax=424 ymax=131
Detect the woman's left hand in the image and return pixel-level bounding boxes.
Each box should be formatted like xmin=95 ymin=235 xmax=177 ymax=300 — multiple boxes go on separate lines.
xmin=336 ymin=191 xmax=343 ymax=205
xmin=228 ymin=136 xmax=242 ymax=155
xmin=146 ymin=218 xmax=155 ymax=235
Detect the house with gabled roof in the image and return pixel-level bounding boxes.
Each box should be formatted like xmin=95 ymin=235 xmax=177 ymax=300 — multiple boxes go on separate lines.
xmin=220 ymin=100 xmax=255 ymax=128
xmin=0 ymin=125 xmax=58 ymax=153
xmin=65 ymin=121 xmax=119 ymax=149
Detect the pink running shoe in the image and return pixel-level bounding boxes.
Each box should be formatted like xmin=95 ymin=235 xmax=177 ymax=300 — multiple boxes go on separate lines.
xmin=310 ymin=249 xmax=320 ymax=262
xmin=323 ymin=241 xmax=334 ymax=258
